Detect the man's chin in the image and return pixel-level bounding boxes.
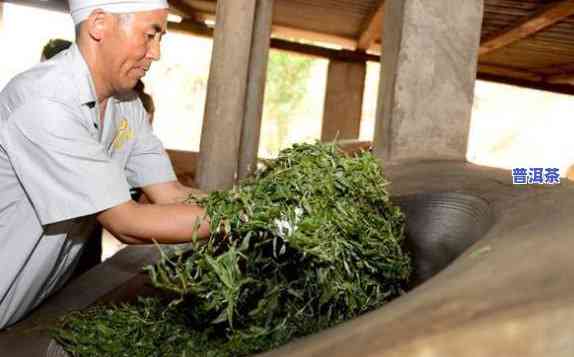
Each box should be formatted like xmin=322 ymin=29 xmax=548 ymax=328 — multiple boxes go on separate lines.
xmin=114 ymin=81 xmax=140 ymax=99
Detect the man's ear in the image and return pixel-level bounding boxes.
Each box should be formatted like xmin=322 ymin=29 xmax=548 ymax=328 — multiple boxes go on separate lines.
xmin=85 ymin=9 xmax=108 ymax=41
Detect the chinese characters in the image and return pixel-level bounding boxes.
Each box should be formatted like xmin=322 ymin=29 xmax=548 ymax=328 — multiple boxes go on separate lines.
xmin=512 ymin=168 xmax=560 ymax=185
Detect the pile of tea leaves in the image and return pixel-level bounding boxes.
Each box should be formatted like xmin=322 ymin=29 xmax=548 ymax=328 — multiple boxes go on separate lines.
xmin=54 ymin=142 xmax=411 ymax=356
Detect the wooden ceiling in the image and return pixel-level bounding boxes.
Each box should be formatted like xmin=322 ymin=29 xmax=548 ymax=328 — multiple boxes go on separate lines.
xmin=168 ymin=0 xmax=574 ymax=95
xmin=7 ymin=0 xmax=574 ymax=94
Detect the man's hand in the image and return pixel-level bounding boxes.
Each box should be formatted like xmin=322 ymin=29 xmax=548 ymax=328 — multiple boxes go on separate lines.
xmin=185 ymin=187 xmax=208 ymax=201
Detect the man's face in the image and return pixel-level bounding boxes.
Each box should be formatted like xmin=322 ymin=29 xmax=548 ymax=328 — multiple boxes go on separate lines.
xmin=101 ymin=9 xmax=168 ymax=94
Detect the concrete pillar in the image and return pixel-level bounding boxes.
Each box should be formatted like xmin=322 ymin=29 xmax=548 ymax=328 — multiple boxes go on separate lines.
xmin=321 ymin=60 xmax=366 ymax=142
xmin=238 ymin=0 xmax=274 ymax=180
xmin=197 ymin=0 xmax=257 ymax=191
xmin=372 ymin=0 xmax=484 ymax=162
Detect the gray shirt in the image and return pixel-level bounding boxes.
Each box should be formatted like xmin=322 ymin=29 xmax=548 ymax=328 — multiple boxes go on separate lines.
xmin=0 ymin=44 xmax=176 ymax=328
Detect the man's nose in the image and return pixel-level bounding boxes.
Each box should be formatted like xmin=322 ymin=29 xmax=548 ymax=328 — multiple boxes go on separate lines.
xmin=148 ymin=40 xmax=161 ymax=61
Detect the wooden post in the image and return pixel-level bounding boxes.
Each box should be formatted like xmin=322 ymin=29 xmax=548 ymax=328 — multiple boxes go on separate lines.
xmin=321 ymin=59 xmax=366 ymax=142
xmin=197 ymin=0 xmax=257 ymax=191
xmin=373 ymin=0 xmax=484 ymax=163
xmin=0 ymin=2 xmax=4 ymax=32
xmin=238 ymin=0 xmax=274 ymax=180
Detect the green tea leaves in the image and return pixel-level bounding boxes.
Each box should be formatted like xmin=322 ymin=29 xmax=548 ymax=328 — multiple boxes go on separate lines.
xmin=55 ymin=142 xmax=412 ymax=356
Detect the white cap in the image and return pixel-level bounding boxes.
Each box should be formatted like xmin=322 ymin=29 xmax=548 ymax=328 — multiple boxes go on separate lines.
xmin=68 ymin=0 xmax=169 ymax=25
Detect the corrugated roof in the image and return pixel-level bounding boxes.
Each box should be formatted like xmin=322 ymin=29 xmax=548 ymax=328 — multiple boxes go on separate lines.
xmin=480 ymin=1 xmax=574 ymax=76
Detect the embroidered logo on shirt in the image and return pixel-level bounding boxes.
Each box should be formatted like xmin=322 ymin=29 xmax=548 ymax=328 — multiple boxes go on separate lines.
xmin=112 ymin=118 xmax=134 ymax=150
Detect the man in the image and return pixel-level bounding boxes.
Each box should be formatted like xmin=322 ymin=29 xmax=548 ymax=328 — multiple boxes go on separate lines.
xmin=39 ymin=38 xmax=157 ymax=277
xmin=0 ymin=0 xmax=211 ymax=329
xmin=40 ymin=38 xmax=103 ymax=278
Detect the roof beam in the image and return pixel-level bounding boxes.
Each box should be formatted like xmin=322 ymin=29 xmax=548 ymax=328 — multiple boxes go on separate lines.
xmin=272 ymin=25 xmax=357 ymax=50
xmin=477 ymin=64 xmax=543 ymax=82
xmin=168 ymin=0 xmax=201 ymax=22
xmin=477 ymin=72 xmax=574 ymax=96
xmin=537 ymin=62 xmax=574 ymax=85
xmin=542 ymin=63 xmax=574 ymax=75
xmin=357 ymin=0 xmax=385 ymax=51
xmin=171 ymin=10 xmax=357 ymax=50
xmin=479 ymin=0 xmax=574 ymax=56
xmin=271 ymin=38 xmax=378 ymax=62
xmin=169 ymin=20 xmax=377 ymax=63
xmin=546 ymin=72 xmax=574 ymax=85
xmin=0 ymin=3 xmax=4 ymax=32
xmin=169 ymin=19 xmax=213 ymax=37
xmin=476 ymin=64 xmax=574 ymax=96
xmin=184 ymin=0 xmax=216 ymax=14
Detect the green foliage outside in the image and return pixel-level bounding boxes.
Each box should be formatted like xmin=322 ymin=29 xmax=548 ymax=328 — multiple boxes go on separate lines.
xmin=262 ymin=51 xmax=314 ymax=156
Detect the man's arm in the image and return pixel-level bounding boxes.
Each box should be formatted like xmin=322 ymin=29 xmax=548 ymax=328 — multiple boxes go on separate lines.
xmin=97 ymin=200 xmax=210 ymax=244
xmin=97 ymin=181 xmax=211 ymax=244
xmin=141 ymin=180 xmax=207 ymax=204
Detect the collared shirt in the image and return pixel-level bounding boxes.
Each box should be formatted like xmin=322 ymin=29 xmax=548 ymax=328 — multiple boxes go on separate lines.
xmin=0 ymin=43 xmax=176 ymax=328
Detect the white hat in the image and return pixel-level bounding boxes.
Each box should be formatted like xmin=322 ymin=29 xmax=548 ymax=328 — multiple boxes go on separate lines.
xmin=68 ymin=0 xmax=169 ymax=25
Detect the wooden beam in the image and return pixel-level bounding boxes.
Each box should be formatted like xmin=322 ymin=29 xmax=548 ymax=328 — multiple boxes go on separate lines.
xmin=477 ymin=64 xmax=543 ymax=82
xmin=357 ymin=0 xmax=385 ymax=51
xmin=184 ymin=0 xmax=216 ymax=14
xmin=533 ymin=61 xmax=574 ymax=85
xmin=321 ymin=60 xmax=366 ymax=142
xmin=479 ymin=0 xmax=574 ymax=56
xmin=271 ymin=25 xmax=357 ymax=50
xmin=536 ymin=63 xmax=574 ymax=85
xmin=238 ymin=0 xmax=275 ymax=180
xmin=533 ymin=62 xmax=574 ymax=76
xmin=168 ymin=0 xmax=200 ymax=22
xmin=168 ymin=19 xmax=213 ymax=38
xmin=476 ymin=64 xmax=574 ymax=95
xmin=476 ymin=63 xmax=574 ymax=93
xmin=171 ymin=9 xmax=357 ymax=50
xmin=0 ymin=2 xmax=3 ymax=32
xmin=477 ymin=72 xmax=574 ymax=96
xmin=270 ymin=38 xmax=379 ymax=62
xmin=546 ymin=72 xmax=574 ymax=85
xmin=169 ymin=20 xmax=379 ymax=63
xmin=197 ymin=0 xmax=257 ymax=191
xmin=173 ymin=8 xmax=216 ymax=23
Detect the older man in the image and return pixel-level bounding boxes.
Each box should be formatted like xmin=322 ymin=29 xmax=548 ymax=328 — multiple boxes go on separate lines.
xmin=0 ymin=0 xmax=210 ymax=329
